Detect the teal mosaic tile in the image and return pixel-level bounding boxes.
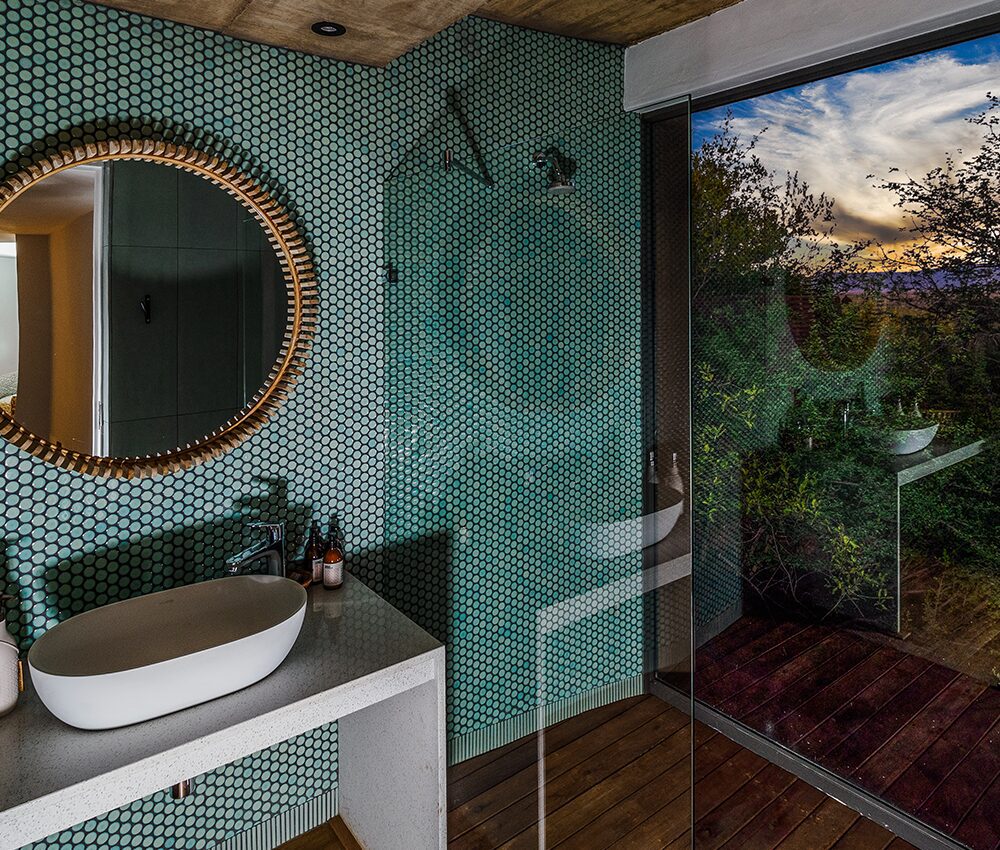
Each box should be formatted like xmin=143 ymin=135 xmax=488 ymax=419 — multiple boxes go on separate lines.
xmin=24 ymin=725 xmax=337 ymax=850
xmin=2 ymin=0 xmax=640 ymax=844
xmin=382 ymin=20 xmax=643 ymax=751
xmin=2 ymin=0 xmax=382 ymax=845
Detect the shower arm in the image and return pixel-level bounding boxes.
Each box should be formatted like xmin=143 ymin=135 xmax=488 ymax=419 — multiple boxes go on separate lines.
xmin=444 ymin=88 xmax=495 ymax=187
xmin=534 ymin=150 xmax=566 ymax=182
xmin=444 ymin=148 xmax=494 ymax=187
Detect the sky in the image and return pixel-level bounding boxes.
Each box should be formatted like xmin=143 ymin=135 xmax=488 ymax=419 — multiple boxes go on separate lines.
xmin=694 ymin=33 xmax=1000 ymax=251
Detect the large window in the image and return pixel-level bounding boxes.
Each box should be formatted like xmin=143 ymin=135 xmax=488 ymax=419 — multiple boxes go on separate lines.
xmin=686 ymin=29 xmax=1000 ymax=849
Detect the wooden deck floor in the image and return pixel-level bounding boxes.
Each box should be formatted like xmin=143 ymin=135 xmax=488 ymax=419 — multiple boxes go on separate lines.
xmin=697 ymin=616 xmax=1000 ymax=850
xmin=282 ymin=694 xmax=914 ymax=849
xmin=448 ymin=695 xmax=912 ymax=849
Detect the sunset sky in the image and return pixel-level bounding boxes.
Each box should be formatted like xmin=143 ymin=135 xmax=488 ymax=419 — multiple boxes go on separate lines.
xmin=694 ymin=33 xmax=1000 ymax=252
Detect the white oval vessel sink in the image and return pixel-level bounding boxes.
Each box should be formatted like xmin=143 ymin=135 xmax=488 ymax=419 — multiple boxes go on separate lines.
xmin=27 ymin=575 xmax=306 ymax=730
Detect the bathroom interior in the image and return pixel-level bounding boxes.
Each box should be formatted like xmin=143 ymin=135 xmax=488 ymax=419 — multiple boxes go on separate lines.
xmin=0 ymin=1 xmax=997 ymax=849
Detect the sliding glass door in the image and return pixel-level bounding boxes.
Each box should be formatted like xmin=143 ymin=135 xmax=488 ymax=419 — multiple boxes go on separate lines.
xmin=682 ymin=26 xmax=1000 ymax=850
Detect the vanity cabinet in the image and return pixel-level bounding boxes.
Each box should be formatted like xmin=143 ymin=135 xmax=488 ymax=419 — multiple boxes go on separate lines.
xmin=0 ymin=575 xmax=447 ymax=850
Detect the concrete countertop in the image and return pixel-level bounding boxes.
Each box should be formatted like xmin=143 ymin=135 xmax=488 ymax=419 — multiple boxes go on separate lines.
xmin=892 ymin=438 xmax=985 ymax=486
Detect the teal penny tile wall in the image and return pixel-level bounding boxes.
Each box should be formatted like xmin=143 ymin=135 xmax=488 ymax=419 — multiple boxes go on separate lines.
xmin=2 ymin=2 xmax=387 ymax=643
xmin=3 ymin=1 xmax=380 ymax=846
xmin=382 ymin=20 xmax=643 ymax=755
xmin=2 ymin=0 xmax=640 ymax=845
xmin=25 ymin=725 xmax=338 ymax=850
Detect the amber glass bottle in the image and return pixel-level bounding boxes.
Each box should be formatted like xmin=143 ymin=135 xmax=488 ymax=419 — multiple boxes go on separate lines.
xmin=322 ymin=529 xmax=344 ymax=589
xmin=305 ymin=521 xmax=323 ymax=583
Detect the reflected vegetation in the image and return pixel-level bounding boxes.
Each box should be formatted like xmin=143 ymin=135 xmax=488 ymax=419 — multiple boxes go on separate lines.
xmin=690 ymin=41 xmax=998 ymax=850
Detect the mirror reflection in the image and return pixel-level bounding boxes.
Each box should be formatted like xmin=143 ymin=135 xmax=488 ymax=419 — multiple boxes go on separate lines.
xmin=0 ymin=159 xmax=288 ymax=458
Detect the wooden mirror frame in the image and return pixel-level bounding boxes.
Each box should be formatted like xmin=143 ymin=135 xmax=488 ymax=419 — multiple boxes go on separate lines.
xmin=0 ymin=139 xmax=317 ymax=478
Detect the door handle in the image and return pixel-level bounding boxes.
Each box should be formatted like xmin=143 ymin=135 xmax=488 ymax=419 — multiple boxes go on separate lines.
xmin=138 ymin=295 xmax=151 ymax=324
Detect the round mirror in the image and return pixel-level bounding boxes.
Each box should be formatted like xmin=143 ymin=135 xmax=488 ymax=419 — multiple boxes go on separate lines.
xmin=0 ymin=141 xmax=314 ymax=476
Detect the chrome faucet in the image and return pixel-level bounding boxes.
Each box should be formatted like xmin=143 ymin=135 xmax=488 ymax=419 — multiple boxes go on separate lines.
xmin=224 ymin=521 xmax=285 ymax=577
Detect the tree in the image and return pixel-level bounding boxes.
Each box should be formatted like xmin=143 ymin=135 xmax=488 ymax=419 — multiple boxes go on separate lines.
xmin=862 ymin=96 xmax=1000 ymax=413
xmin=692 ymin=117 xmax=892 ymax=625
xmin=870 ymin=95 xmax=1000 ymax=338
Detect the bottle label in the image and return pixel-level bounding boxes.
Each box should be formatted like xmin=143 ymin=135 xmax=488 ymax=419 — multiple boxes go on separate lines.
xmin=312 ymin=557 xmax=323 ymax=583
xmin=323 ymin=558 xmax=344 ymax=588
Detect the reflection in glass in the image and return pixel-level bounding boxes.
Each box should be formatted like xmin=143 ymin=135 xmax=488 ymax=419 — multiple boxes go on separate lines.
xmin=687 ymin=31 xmax=999 ymax=850
xmin=0 ymin=159 xmax=288 ymax=458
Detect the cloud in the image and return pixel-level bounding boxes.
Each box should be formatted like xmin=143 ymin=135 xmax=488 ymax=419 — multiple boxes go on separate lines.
xmin=700 ymin=49 xmax=1000 ymax=248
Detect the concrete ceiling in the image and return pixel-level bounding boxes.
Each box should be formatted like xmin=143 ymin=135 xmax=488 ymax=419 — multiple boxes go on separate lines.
xmin=86 ymin=0 xmax=745 ymax=67
xmin=0 ymin=167 xmax=99 ymax=236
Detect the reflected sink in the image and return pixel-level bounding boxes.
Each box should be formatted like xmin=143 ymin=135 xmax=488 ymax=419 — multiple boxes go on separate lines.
xmin=27 ymin=575 xmax=306 ymax=730
xmin=886 ymin=423 xmax=939 ymax=455
xmin=585 ymin=497 xmax=684 ymax=559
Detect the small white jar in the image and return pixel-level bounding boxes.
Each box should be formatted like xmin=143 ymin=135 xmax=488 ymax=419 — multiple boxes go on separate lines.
xmin=0 ymin=629 xmax=19 ymax=716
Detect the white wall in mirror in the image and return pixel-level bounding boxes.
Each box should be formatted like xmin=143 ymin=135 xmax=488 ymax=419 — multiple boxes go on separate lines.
xmin=0 ymin=248 xmax=17 ymax=396
xmin=1 ymin=166 xmax=100 ymax=452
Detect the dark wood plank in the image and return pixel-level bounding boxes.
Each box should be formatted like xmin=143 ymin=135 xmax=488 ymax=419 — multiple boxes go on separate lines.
xmin=556 ymin=725 xmax=740 ymax=849
xmin=451 ymin=705 xmax=688 ymax=848
xmin=662 ymin=830 xmax=692 ymax=850
xmin=572 ymin=748 xmax=691 ymax=850
xmin=883 ymin=687 xmax=1000 ymax=814
xmin=278 ymin=822 xmax=345 ymax=850
xmin=696 ymin=616 xmax=782 ymax=667
xmin=449 ymin=696 xmax=667 ymax=828
xmin=770 ymin=647 xmax=906 ymax=744
xmin=953 ymin=768 xmax=1000 ymax=850
xmin=447 ymin=693 xmax=918 ymax=850
xmin=915 ymin=713 xmax=1000 ymax=836
xmin=328 ymin=816 xmax=364 ymax=850
xmin=795 ymin=654 xmax=930 ymax=759
xmin=717 ymin=777 xmax=827 ymax=849
xmin=698 ymin=626 xmax=831 ymax=705
xmin=608 ymin=748 xmax=769 ymax=849
xmin=698 ymin=617 xmax=1000 ymax=849
xmin=740 ymin=634 xmax=875 ymax=729
xmin=717 ymin=632 xmax=864 ymax=720
xmin=449 ymin=737 xmax=523 ymax=784
xmin=696 ymin=621 xmax=809 ymax=688
xmin=692 ymin=762 xmax=800 ymax=849
xmin=820 ymin=664 xmax=960 ymax=775
xmin=448 ymin=696 xmax=643 ymax=806
xmin=611 ymin=750 xmax=767 ymax=850
xmin=773 ymin=798 xmax=860 ymax=850
xmin=524 ymin=717 xmax=699 ymax=848
xmin=828 ymin=817 xmax=898 ymax=850
xmin=851 ymin=676 xmax=984 ymax=794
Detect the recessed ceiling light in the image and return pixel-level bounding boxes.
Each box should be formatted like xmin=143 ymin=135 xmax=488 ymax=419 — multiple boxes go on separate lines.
xmin=311 ymin=21 xmax=347 ymax=37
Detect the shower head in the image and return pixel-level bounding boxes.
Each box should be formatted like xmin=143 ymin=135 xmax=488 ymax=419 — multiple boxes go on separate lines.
xmin=546 ymin=177 xmax=576 ymax=195
xmin=533 ymin=148 xmax=576 ymax=195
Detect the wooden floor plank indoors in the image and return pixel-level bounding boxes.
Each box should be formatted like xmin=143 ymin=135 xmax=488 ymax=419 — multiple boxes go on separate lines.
xmin=280 ymin=695 xmax=916 ymax=850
